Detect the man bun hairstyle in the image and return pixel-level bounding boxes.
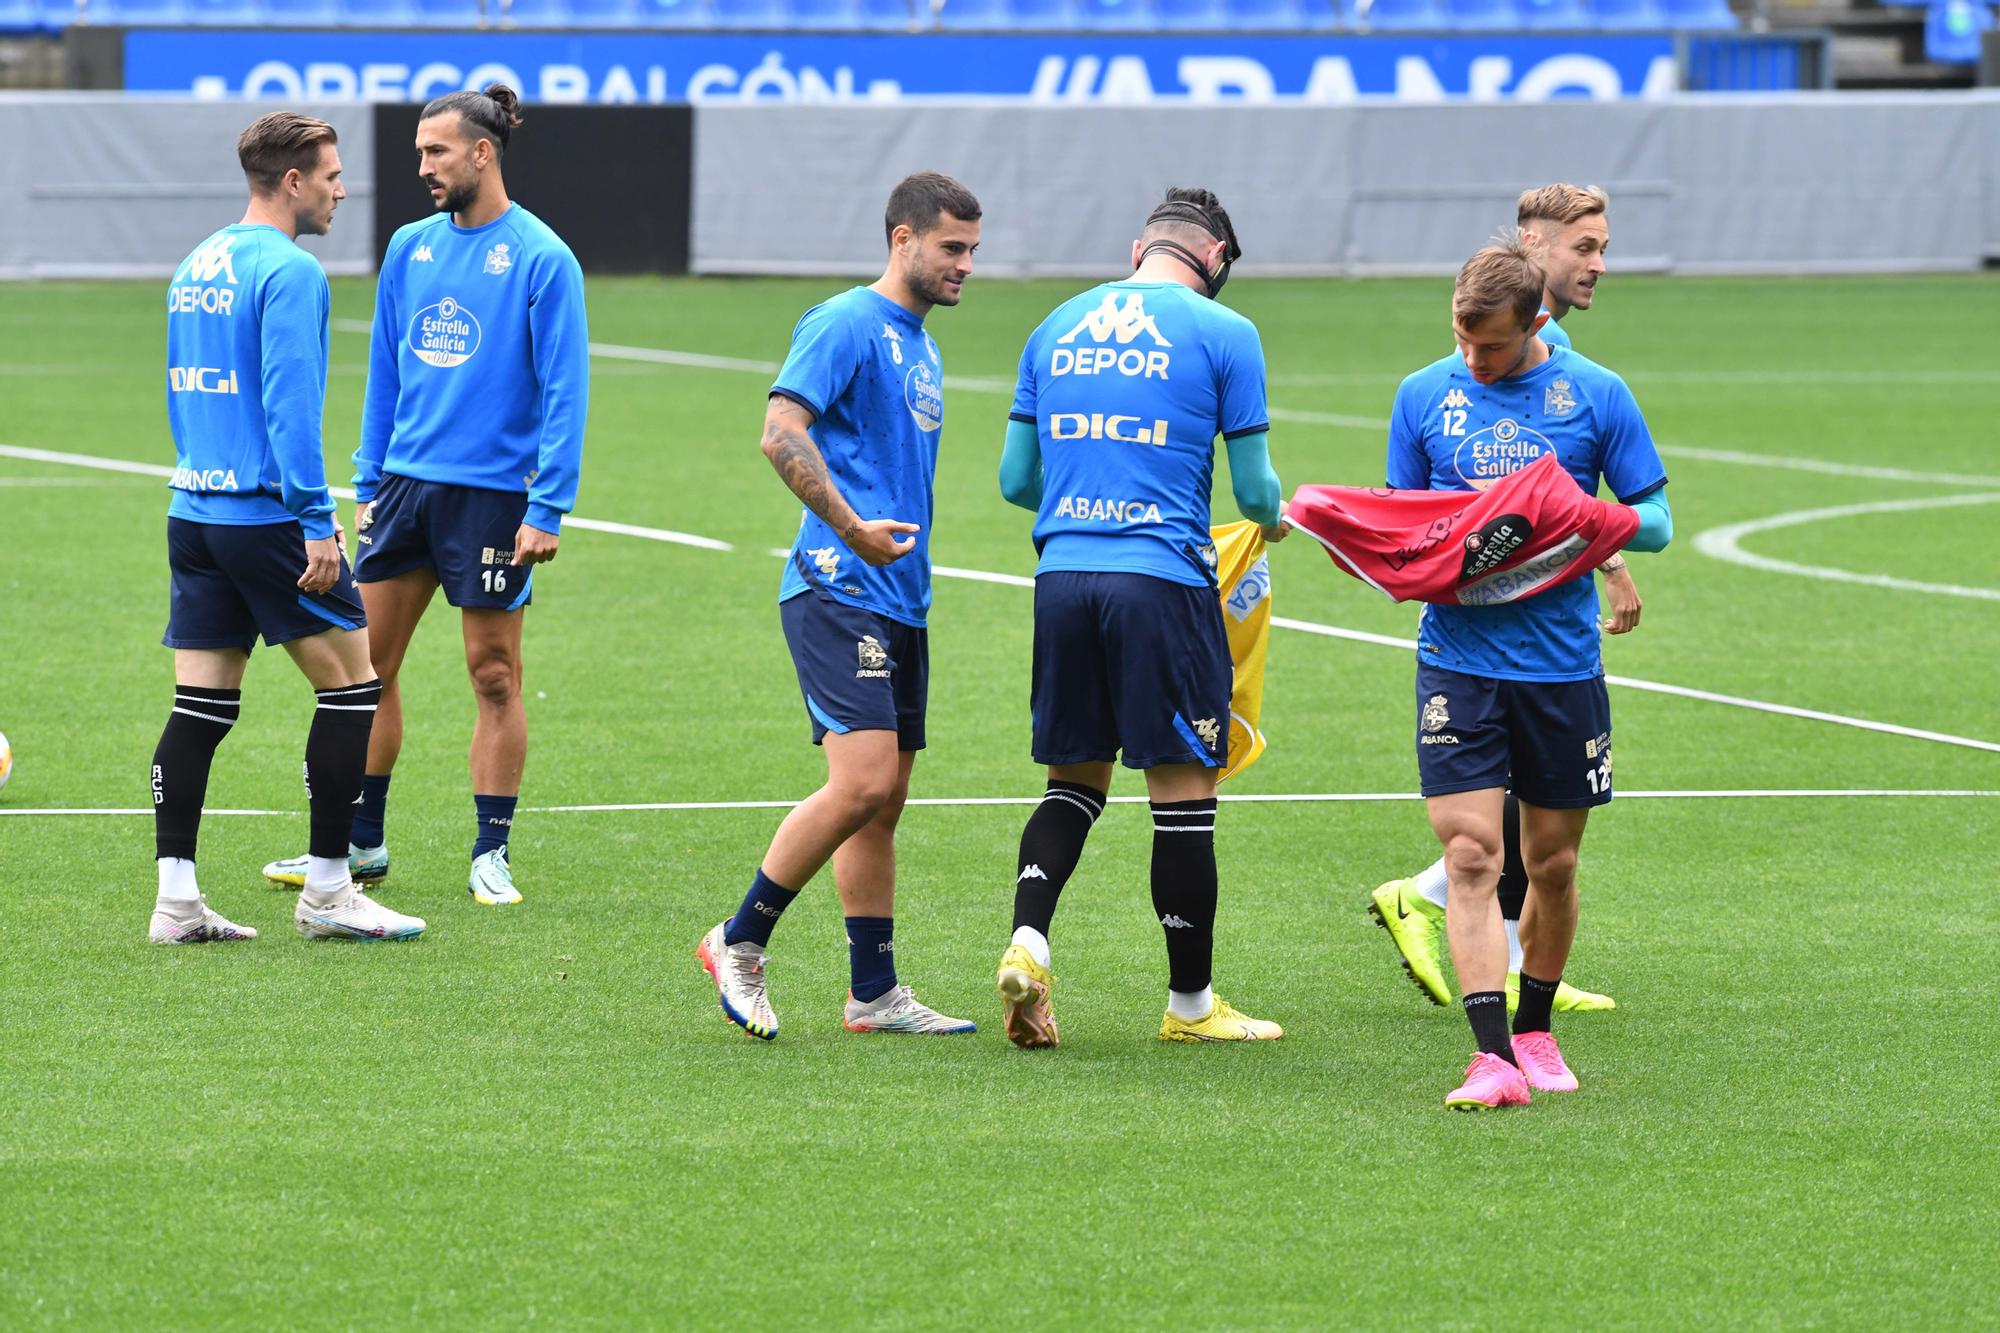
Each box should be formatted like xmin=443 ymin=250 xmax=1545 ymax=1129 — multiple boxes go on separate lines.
xmin=883 ymin=171 xmax=982 ymax=248
xmin=1516 ymin=183 xmax=1609 ymax=231
xmin=237 ymin=111 xmax=338 ymax=194
xmin=421 ymin=83 xmax=525 ymax=158
xmin=1453 ymin=234 xmax=1547 ymax=333
xmin=1140 ymin=185 xmax=1242 ymax=298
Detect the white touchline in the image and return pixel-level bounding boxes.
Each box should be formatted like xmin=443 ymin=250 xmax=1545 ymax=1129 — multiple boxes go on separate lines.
xmin=1694 ymin=493 xmax=2000 ymax=602
xmin=10 ymin=442 xmax=2000 ymax=755
xmin=6 ymin=789 xmax=1997 ymax=817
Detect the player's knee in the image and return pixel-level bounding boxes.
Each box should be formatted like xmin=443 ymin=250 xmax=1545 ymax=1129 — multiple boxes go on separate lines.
xmin=1442 ymin=833 xmax=1503 ymax=887
xmin=829 ymin=773 xmax=897 ymax=826
xmin=1526 ymin=845 xmax=1579 ymax=892
xmin=466 ymin=653 xmax=520 ymax=704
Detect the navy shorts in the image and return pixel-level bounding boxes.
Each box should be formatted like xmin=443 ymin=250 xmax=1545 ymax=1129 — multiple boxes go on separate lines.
xmin=780 ymin=590 xmax=928 ymax=751
xmin=1031 ymin=571 xmax=1230 ymax=771
xmin=1414 ymin=662 xmax=1613 ymax=809
xmin=354 ymin=473 xmax=533 ymax=611
xmin=164 ymin=516 xmax=366 ymax=651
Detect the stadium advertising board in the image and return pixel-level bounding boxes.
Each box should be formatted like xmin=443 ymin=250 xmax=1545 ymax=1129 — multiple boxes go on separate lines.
xmin=122 ymin=30 xmax=1689 ymax=103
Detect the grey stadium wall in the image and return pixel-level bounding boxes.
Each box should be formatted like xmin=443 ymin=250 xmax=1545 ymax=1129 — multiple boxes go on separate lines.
xmin=2 ymin=93 xmax=1997 ymax=279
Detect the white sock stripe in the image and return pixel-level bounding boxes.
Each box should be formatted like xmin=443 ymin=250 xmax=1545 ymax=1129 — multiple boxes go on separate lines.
xmin=314 ymin=702 xmax=380 ymax=711
xmin=173 ymin=693 xmax=240 ymax=707
xmin=316 ymin=685 xmax=383 ymax=699
xmin=1151 ymin=823 xmax=1216 ymax=833
xmin=1041 ymin=790 xmax=1103 ymax=820
xmin=170 ymin=706 xmax=238 ymax=725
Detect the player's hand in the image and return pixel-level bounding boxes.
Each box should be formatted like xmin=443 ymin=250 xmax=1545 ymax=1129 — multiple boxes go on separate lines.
xmin=1600 ymin=564 xmax=1642 ymax=634
xmin=1261 ymin=519 xmax=1291 ymax=544
xmin=355 ymin=500 xmax=373 ymax=532
xmin=299 ymin=533 xmax=342 ymax=594
xmin=846 ymin=518 xmax=921 ymax=567
xmin=512 ymin=523 xmax=560 ymax=567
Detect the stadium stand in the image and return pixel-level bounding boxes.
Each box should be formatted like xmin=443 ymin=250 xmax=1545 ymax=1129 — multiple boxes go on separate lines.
xmin=1924 ymin=0 xmax=1993 ymax=60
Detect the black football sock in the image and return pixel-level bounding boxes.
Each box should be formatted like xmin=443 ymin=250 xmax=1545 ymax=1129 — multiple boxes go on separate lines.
xmin=1497 ymin=790 xmax=1528 ymax=923
xmin=305 ymin=681 xmax=380 ymax=859
xmin=151 ymin=685 xmax=241 ymax=862
xmin=1011 ymin=780 xmax=1106 ymax=938
xmin=1151 ymin=798 xmax=1218 ymax=994
xmin=1463 ymin=991 xmax=1518 ymax=1064
xmin=1513 ymin=972 xmax=1560 ymax=1036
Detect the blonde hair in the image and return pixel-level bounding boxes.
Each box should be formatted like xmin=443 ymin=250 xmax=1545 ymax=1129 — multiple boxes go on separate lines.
xmin=1516 ymin=183 xmax=1610 ymax=231
xmin=1453 ymin=236 xmax=1546 ymax=332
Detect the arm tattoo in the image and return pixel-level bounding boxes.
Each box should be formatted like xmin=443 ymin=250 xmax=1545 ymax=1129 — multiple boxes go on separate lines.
xmin=763 ymin=408 xmax=855 ymax=538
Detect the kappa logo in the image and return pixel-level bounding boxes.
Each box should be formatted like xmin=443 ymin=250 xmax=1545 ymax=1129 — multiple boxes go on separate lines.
xmin=412 ymin=244 xmax=434 ymax=263
xmin=1051 ymin=292 xmax=1172 ymax=380
xmin=1018 ymin=865 xmax=1047 ymax=882
xmin=1159 ymin=914 xmax=1194 ymax=929
xmin=1191 ymin=717 xmax=1221 ymax=750
xmin=1421 ymin=694 xmax=1450 ymax=733
xmin=1442 ymin=387 xmax=1471 ymax=411
xmin=1058 ymin=292 xmax=1171 ymax=347
xmin=173 ymin=233 xmax=238 ymax=287
xmin=806 ymin=545 xmax=840 ymax=580
xmin=483 ymin=243 xmax=512 ymax=275
xmin=1545 ymin=378 xmax=1576 ymax=416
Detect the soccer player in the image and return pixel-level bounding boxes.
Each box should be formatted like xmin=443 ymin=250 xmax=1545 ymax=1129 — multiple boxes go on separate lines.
xmin=696 ymin=172 xmax=982 ymax=1040
xmin=992 ymin=187 xmax=1288 ymax=1048
xmin=1367 ymin=183 xmax=1637 ymax=1012
xmin=261 ymin=85 xmax=589 ymax=906
xmin=1389 ymin=240 xmax=1671 ymax=1109
xmin=150 ymin=111 xmax=424 ymax=945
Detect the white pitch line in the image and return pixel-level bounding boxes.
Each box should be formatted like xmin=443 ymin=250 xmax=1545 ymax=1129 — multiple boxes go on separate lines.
xmin=12 ymin=441 xmax=2000 ymax=754
xmin=7 ymin=788 xmax=1996 ymax=817
xmin=1694 ymin=493 xmax=2000 ymax=602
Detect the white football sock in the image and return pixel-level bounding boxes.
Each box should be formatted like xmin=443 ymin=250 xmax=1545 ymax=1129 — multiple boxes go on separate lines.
xmin=1413 ymin=857 xmax=1450 ymax=910
xmin=1167 ymin=985 xmax=1214 ymax=1021
xmin=1504 ymin=918 xmax=1524 ymax=973
xmin=305 ymin=855 xmax=350 ymax=896
xmin=1010 ymin=925 xmax=1050 ymax=970
xmin=156 ymin=857 xmax=199 ymax=902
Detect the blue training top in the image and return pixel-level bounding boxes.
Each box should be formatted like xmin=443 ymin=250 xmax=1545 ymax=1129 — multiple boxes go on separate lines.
xmin=773 ymin=286 xmax=945 ymax=629
xmin=355 ymin=204 xmax=589 ymax=534
xmin=1009 ymin=282 xmax=1269 ymax=588
xmin=165 ymin=224 xmax=335 ymax=539
xmin=1387 ymin=344 xmax=1666 ymax=682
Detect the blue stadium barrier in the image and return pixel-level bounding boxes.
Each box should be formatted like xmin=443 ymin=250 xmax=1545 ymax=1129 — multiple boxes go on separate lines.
xmin=1925 ymin=0 xmax=1994 ymax=61
xmin=859 ymin=0 xmax=922 ymax=27
xmin=90 ymin=0 xmax=188 ymax=22
xmin=1153 ymin=0 xmax=1226 ymax=27
xmin=412 ymin=0 xmax=482 ymax=22
xmin=710 ymin=0 xmax=787 ymax=22
xmin=1003 ymin=0 xmax=1080 ymax=26
xmin=1223 ymin=0 xmax=1311 ymax=29
xmin=935 ymin=0 xmax=1007 ymax=25
xmin=1657 ymin=0 xmax=1735 ymax=27
xmin=182 ymin=0 xmax=260 ymax=23
xmin=560 ymin=0 xmax=643 ymax=24
xmin=262 ymin=0 xmax=338 ymax=22
xmin=335 ymin=0 xmax=419 ymax=21
xmin=1076 ymin=0 xmax=1154 ymax=26
xmin=786 ymin=0 xmax=863 ymax=25
xmin=1360 ymin=0 xmax=1445 ymax=28
xmin=1443 ymin=0 xmax=1516 ymax=28
xmin=1587 ymin=0 xmax=1665 ymax=27
xmin=1512 ymin=0 xmax=1589 ymax=27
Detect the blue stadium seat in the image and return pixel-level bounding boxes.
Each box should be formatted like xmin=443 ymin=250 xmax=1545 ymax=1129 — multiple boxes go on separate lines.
xmin=498 ymin=0 xmax=562 ymax=22
xmin=263 ymin=0 xmax=338 ymax=21
xmin=1511 ymin=0 xmax=1589 ymax=26
xmin=1443 ymin=0 xmax=1513 ymax=27
xmin=936 ymin=0 xmax=1006 ymax=22
xmin=1588 ymin=0 xmax=1665 ymax=26
xmin=1926 ymin=0 xmax=1994 ymax=61
xmin=859 ymin=0 xmax=922 ymax=26
xmin=91 ymin=0 xmax=188 ymax=21
xmin=1154 ymin=0 xmax=1226 ymax=25
xmin=634 ymin=0 xmax=710 ymax=19
xmin=1004 ymin=0 xmax=1079 ymax=25
xmin=337 ymin=0 xmax=419 ymax=21
xmin=787 ymin=0 xmax=862 ymax=24
xmin=1076 ymin=0 xmax=1150 ymax=24
xmin=1299 ymin=0 xmax=1349 ymax=25
xmin=1658 ymin=0 xmax=1735 ymax=25
xmin=182 ymin=0 xmax=261 ymax=23
xmin=0 ymin=0 xmax=42 ymax=32
xmin=561 ymin=0 xmax=639 ymax=22
xmin=1223 ymin=0 xmax=1308 ymax=27
xmin=712 ymin=0 xmax=786 ymax=22
xmin=1359 ymin=0 xmax=1443 ymax=27
xmin=413 ymin=0 xmax=483 ymax=22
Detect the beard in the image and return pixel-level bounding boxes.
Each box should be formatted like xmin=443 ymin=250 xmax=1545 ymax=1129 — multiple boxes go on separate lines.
xmin=429 ymin=178 xmax=477 ymax=216
xmin=909 ymin=264 xmax=961 ymax=307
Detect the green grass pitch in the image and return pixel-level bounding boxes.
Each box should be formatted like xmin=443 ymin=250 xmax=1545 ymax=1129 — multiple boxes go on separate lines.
xmin=1 ymin=271 xmax=1997 ymax=1328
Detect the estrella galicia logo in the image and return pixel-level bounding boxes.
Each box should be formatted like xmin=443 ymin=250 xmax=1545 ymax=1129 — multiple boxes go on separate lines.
xmin=408 ymin=296 xmax=481 ymax=368
xmin=1460 ymin=516 xmax=1532 ymax=581
xmin=1453 ymin=417 xmax=1554 ymax=489
xmin=905 ymin=359 xmax=942 ymax=433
